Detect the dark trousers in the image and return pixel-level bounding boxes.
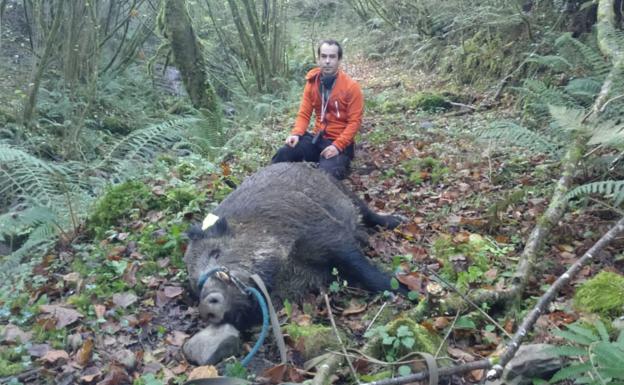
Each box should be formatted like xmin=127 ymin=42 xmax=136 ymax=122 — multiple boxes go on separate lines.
xmin=271 ymin=133 xmax=354 ymax=180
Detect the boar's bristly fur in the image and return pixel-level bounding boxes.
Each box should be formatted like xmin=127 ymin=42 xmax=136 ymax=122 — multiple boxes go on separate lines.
xmin=184 ymin=162 xmax=404 ymax=332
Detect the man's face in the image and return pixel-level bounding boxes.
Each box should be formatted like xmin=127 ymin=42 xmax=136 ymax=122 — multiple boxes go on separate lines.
xmin=318 ymin=43 xmax=341 ymax=76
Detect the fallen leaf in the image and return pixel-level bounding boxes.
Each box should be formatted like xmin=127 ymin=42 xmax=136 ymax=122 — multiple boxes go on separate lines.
xmin=2 ymin=324 xmax=33 ymax=344
xmin=122 ymin=262 xmax=140 ymax=287
xmin=165 ymin=331 xmax=189 ymax=346
xmin=432 ymin=317 xmax=450 ymax=331
xmin=40 ymin=349 xmax=70 ymax=364
xmin=96 ymin=364 xmax=130 ymax=385
xmin=80 ymin=366 xmax=101 ymax=383
xmin=112 ymin=292 xmax=138 ymax=308
xmin=163 ymin=286 xmax=184 ymax=298
xmin=94 ymin=305 xmax=106 ymax=319
xmin=39 ymin=305 xmax=82 ymax=329
xmin=75 ymin=339 xmax=94 ymax=367
xmin=469 ymin=369 xmax=485 ymax=381
xmin=261 ymin=363 xmax=305 ymax=384
xmin=342 ymin=300 xmax=367 ymax=316
xmin=484 ymin=268 xmax=498 ymax=281
xmin=396 ymin=272 xmax=425 ymax=292
xmin=171 ymin=363 xmax=188 ymax=375
xmin=447 ymin=346 xmax=475 ymax=362
xmin=188 ymin=365 xmax=218 ymax=380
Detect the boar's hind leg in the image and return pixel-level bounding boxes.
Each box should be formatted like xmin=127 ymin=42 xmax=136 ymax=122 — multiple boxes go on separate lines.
xmin=334 ymin=246 xmax=403 ymax=294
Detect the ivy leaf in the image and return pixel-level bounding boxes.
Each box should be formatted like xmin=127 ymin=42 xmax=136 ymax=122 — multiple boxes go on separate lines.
xmin=398 ymin=365 xmax=412 ymax=376
xmin=401 ymin=337 xmax=416 ymax=349
xmin=390 ymin=277 xmax=399 ymax=290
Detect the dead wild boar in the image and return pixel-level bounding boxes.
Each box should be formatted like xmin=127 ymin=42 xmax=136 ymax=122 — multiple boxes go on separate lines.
xmin=184 ymin=162 xmax=404 ymax=331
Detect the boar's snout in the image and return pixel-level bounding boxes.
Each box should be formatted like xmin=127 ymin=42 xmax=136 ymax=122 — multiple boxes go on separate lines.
xmin=199 ymin=291 xmax=226 ymax=323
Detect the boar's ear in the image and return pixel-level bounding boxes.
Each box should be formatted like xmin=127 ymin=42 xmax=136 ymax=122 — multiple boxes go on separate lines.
xmin=187 ymin=224 xmax=207 ymax=241
xmin=206 ymin=217 xmax=230 ymax=237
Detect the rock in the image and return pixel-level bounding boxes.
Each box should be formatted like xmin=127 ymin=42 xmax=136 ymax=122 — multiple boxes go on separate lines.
xmin=183 ymin=324 xmax=241 ymax=366
xmin=486 ymin=344 xmax=562 ymax=385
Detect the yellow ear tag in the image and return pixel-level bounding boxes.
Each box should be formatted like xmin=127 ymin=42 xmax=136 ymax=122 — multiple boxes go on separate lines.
xmin=202 ymin=213 xmax=220 ymax=230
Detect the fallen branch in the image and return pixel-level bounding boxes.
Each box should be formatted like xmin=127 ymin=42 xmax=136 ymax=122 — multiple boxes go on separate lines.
xmin=359 ymin=216 xmax=624 ymax=385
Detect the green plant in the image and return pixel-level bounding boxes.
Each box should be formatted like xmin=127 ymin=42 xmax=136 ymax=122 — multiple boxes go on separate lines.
xmin=88 ymin=181 xmax=154 ymax=237
xmin=329 ymin=267 xmax=348 ymax=294
xmin=365 ymin=324 xmax=416 ymax=363
xmin=549 ymin=320 xmax=624 ymax=385
xmin=574 ymin=272 xmax=624 ymax=317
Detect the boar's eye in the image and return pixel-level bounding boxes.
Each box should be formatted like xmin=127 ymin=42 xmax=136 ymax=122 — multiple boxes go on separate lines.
xmin=209 ymin=249 xmax=221 ymax=259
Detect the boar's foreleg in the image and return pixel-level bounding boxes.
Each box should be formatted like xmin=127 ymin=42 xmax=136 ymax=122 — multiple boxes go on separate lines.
xmin=333 ymin=246 xmax=407 ymax=295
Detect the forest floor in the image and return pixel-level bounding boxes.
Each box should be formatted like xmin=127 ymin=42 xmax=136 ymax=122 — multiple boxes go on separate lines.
xmin=2 ymin=55 xmax=622 ymax=385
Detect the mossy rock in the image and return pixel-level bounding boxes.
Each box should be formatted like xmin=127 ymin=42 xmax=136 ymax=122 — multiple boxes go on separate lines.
xmin=366 ymin=318 xmax=441 ymax=362
xmin=283 ymin=323 xmax=340 ymax=360
xmin=406 ymin=92 xmax=451 ymax=112
xmin=379 ymin=92 xmax=451 ymax=113
xmin=574 ymin=271 xmax=624 ymax=317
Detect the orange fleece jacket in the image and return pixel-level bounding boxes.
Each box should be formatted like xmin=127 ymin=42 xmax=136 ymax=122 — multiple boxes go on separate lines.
xmin=290 ymin=68 xmax=364 ymax=151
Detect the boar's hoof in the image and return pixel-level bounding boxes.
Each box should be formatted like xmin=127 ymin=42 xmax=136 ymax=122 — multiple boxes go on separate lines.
xmin=183 ymin=324 xmax=241 ymax=365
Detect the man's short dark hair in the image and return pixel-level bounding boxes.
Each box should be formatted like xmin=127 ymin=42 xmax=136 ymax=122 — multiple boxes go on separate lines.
xmin=318 ymin=39 xmax=343 ymax=60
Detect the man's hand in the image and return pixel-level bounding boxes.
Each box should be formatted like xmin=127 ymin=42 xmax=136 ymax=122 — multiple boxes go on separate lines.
xmin=320 ymin=145 xmax=339 ymax=159
xmin=285 ymin=135 xmax=299 ymax=147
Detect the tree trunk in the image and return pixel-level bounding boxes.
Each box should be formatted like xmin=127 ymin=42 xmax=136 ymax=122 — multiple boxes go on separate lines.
xmin=161 ymin=0 xmax=223 ymax=144
xmin=22 ymin=0 xmax=63 ymax=126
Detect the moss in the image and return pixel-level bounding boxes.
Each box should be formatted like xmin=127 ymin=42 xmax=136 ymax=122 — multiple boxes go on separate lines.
xmin=0 ymin=347 xmax=25 ymax=377
xmin=88 ymin=181 xmax=155 ymax=237
xmin=574 ymin=272 xmax=624 ymax=317
xmin=284 ymin=323 xmax=339 ymax=359
xmin=400 ymin=156 xmax=449 ymax=185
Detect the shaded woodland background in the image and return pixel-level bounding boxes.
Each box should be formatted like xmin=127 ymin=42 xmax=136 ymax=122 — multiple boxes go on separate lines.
xmin=1 ymin=0 xmax=624 ymax=384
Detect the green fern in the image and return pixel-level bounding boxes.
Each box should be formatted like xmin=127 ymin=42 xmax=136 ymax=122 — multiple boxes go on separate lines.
xmin=566 ymin=180 xmax=624 ymax=206
xmin=549 ymin=321 xmax=624 ymax=385
xmin=97 ymin=117 xmax=199 ymax=173
xmin=479 ymin=121 xmax=562 ymax=155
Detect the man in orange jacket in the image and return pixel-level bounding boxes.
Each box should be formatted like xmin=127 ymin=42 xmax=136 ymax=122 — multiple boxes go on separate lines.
xmin=271 ymin=39 xmax=364 ymax=180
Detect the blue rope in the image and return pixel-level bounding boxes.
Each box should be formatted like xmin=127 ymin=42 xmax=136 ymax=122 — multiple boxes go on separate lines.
xmin=241 ymin=286 xmax=269 ymax=367
xmin=196 ymin=267 xmax=270 ymax=367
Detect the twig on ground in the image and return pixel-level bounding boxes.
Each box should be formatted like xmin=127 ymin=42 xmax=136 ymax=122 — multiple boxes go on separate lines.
xmin=324 ymin=293 xmax=360 ymax=384
xmin=365 ymin=301 xmax=388 ymax=333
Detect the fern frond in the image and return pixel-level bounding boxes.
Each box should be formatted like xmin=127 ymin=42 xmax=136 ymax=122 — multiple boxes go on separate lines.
xmin=555 ymin=33 xmax=612 ymax=76
xmin=548 ymin=105 xmax=586 ymax=133
xmin=0 ymin=223 xmax=56 ymax=279
xmin=566 ymin=180 xmax=624 ymax=206
xmin=479 ymin=121 xmax=561 ymax=155
xmin=0 ymin=144 xmax=73 ymax=208
xmin=97 ymin=117 xmax=199 ymax=173
xmin=525 ymin=55 xmax=572 ymax=72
